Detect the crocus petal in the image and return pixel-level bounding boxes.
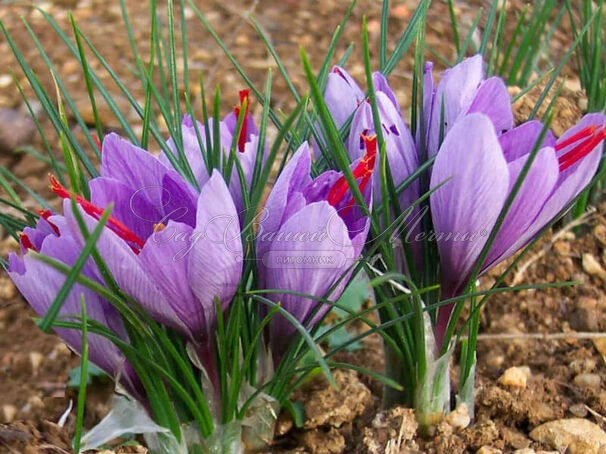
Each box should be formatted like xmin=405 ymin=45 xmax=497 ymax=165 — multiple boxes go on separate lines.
xmin=187 ymin=171 xmax=242 ymax=339
xmin=514 ymin=113 xmax=606 ymax=248
xmin=90 ymin=177 xmax=161 ymax=240
xmin=324 ymin=66 xmax=365 ymax=128
xmin=165 ymin=118 xmax=210 ymax=186
xmin=466 ymin=77 xmax=513 ymax=135
xmin=263 ymin=201 xmax=356 ymax=342
xmin=138 ymin=220 xmax=203 ymax=338
xmin=430 ymin=113 xmax=509 ymax=297
xmin=427 ymin=55 xmax=484 ymax=157
xmin=257 ymin=143 xmax=313 ymax=263
xmin=161 ymin=172 xmax=198 ymax=228
xmin=373 ymin=71 xmax=401 ymax=115
xmin=224 ymin=111 xmax=259 ymax=142
xmin=62 ymin=200 xmax=190 ymax=336
xmin=8 ymin=231 xmax=126 ymax=378
xmin=483 ymin=146 xmax=559 ymax=269
xmin=101 ymin=133 xmax=171 ymax=210
xmin=498 ymin=120 xmax=557 ymax=162
xmin=228 ymin=134 xmax=262 ymax=219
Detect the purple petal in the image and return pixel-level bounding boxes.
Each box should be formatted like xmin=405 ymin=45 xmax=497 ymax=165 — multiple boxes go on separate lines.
xmin=138 ymin=220 xmax=203 ymax=338
xmin=483 ymin=146 xmax=559 ymax=269
xmin=90 ymin=177 xmax=161 ymax=241
xmin=62 ymin=200 xmax=190 ymax=336
xmin=262 ymin=201 xmax=358 ymax=344
xmin=430 ymin=113 xmax=509 ymax=297
xmin=8 ymin=233 xmax=126 ymax=378
xmin=373 ymin=71 xmax=401 ymax=115
xmin=257 ymin=143 xmax=312 ymax=263
xmin=187 ymin=171 xmax=243 ymax=336
xmin=466 ymin=77 xmax=513 ymax=135
xmin=161 ymin=172 xmax=198 ymax=228
xmin=324 ymin=66 xmax=365 ymax=128
xmin=101 ymin=133 xmax=171 ymax=210
xmin=514 ymin=113 xmax=606 ymax=247
xmin=499 ymin=120 xmax=557 ymax=162
xmin=165 ymin=117 xmax=211 ymax=186
xmin=427 ymin=55 xmax=484 ymax=157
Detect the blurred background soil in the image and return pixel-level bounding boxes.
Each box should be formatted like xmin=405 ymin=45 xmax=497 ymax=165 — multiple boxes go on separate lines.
xmin=0 ymin=1 xmax=604 ymax=453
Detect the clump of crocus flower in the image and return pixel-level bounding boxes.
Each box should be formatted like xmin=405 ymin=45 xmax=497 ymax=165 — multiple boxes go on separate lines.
xmin=6 ymin=83 xmax=376 ymax=450
xmin=320 ymin=55 xmax=606 ymax=429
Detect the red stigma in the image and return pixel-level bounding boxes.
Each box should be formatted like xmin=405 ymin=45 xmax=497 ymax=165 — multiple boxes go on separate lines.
xmin=234 ymin=89 xmax=251 ymax=153
xmin=557 ymin=126 xmax=606 ymax=172
xmin=35 ymin=209 xmax=60 ymax=236
xmin=92 ymin=135 xmax=102 ymax=152
xmin=327 ymin=134 xmax=377 ymax=216
xmin=19 ymin=233 xmax=37 ymax=252
xmin=49 ymin=175 xmax=145 ymax=251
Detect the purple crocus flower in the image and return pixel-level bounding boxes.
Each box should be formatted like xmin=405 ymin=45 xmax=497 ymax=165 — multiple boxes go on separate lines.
xmin=257 ymin=140 xmax=374 ymax=357
xmin=419 ymin=55 xmax=514 ymax=159
xmin=49 ymin=133 xmax=243 ymax=350
xmin=430 ymin=112 xmax=606 ymax=347
xmin=323 ymin=66 xmax=421 ymax=267
xmin=161 ymin=89 xmax=263 ymax=218
xmin=7 ymin=213 xmax=142 ymax=398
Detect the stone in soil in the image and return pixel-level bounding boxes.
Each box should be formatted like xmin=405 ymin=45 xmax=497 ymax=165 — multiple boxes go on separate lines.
xmin=0 ymin=107 xmax=36 ymax=153
xmin=530 ymin=418 xmax=606 ymax=454
xmin=498 ymin=366 xmax=531 ymax=388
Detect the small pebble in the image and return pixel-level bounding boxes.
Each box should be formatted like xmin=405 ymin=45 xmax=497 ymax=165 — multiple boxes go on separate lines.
xmin=552 ymin=240 xmax=570 ymax=255
xmin=569 ymin=403 xmax=588 ymax=418
xmin=29 ymin=351 xmax=44 ymax=373
xmin=486 ymin=354 xmax=505 ymax=368
xmin=574 ymin=373 xmax=601 ymax=389
xmin=498 ymin=366 xmax=531 ymax=388
xmin=476 ymin=447 xmax=502 ymax=454
xmin=530 ymin=418 xmax=606 ymax=454
xmin=0 ymin=74 xmax=12 ymax=88
xmin=1 ymin=405 xmax=17 ymax=423
xmin=446 ymin=404 xmax=470 ymax=430
xmin=583 ymin=253 xmax=606 ymax=281
xmin=513 ymin=449 xmax=535 ymax=454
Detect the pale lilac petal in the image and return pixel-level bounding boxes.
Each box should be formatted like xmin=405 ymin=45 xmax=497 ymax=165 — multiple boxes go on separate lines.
xmin=224 ymin=111 xmax=259 ymax=142
xmin=165 ymin=118 xmax=210 ymax=185
xmin=416 ymin=61 xmax=435 ymax=151
xmin=8 ymin=232 xmax=126 ymax=378
xmin=263 ymin=201 xmax=356 ymax=342
xmin=466 ymin=77 xmax=513 ymax=135
xmin=90 ymin=177 xmax=161 ymax=240
xmin=513 ymin=113 xmax=606 ymax=248
xmin=483 ymin=146 xmax=559 ymax=269
xmin=324 ymin=66 xmax=365 ymax=128
xmin=257 ymin=143 xmax=312 ymax=262
xmin=101 ymin=133 xmax=171 ymax=210
xmin=62 ymin=200 xmax=190 ymax=336
xmin=430 ymin=113 xmax=509 ymax=297
xmin=138 ymin=220 xmax=204 ymax=338
xmin=427 ymin=55 xmax=484 ymax=157
xmin=498 ymin=120 xmax=557 ymax=162
xmin=187 ymin=171 xmax=242 ymax=337
xmin=373 ymin=71 xmax=400 ymax=114
xmin=347 ymin=100 xmax=374 ymax=161
xmin=161 ymin=172 xmax=198 ymax=228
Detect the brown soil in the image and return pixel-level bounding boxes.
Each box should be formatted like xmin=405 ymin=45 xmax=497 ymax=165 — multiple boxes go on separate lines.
xmin=0 ymin=1 xmax=603 ymax=453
